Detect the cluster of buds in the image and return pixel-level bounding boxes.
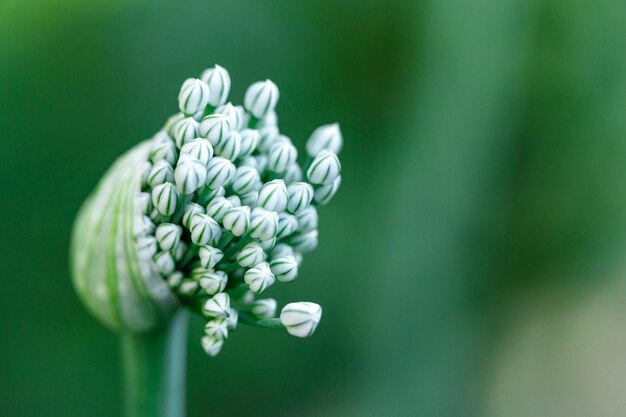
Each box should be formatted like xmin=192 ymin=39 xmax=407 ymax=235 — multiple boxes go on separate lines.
xmin=133 ymin=65 xmax=341 ymax=355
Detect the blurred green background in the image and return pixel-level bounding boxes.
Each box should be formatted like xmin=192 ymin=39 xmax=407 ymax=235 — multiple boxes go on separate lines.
xmin=2 ymin=0 xmax=626 ymax=416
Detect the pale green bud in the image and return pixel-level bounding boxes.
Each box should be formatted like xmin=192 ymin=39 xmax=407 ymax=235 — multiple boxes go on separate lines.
xmin=249 ymin=207 xmax=279 ymax=240
xmin=205 ymin=157 xmax=236 ymax=189
xmin=280 ymin=302 xmax=322 ymax=338
xmin=201 ymin=335 xmax=224 ymax=356
xmin=198 ymin=245 xmax=224 ymax=269
xmin=257 ymin=110 xmax=277 ymax=128
xmin=180 ymin=138 xmax=213 ymax=165
xmin=199 ymin=114 xmax=231 ymax=147
xmin=270 ymin=256 xmax=298 ymax=282
xmin=175 ymin=157 xmax=207 ymax=194
xmin=276 ymin=212 xmax=298 ymax=239
xmin=204 ymin=319 xmax=229 ymax=340
xmin=290 ymin=230 xmax=318 ymax=253
xmin=154 ymin=251 xmax=176 ymax=275
xmin=178 ymin=78 xmax=210 ymax=115
xmin=214 ymin=130 xmax=241 ymax=161
xmin=287 ymin=182 xmax=314 ymax=214
xmin=268 ymin=140 xmax=297 ymax=173
xmin=203 ymin=292 xmax=230 ymax=318
xmin=251 ymin=298 xmax=277 ymax=319
xmin=238 ymin=129 xmax=259 ymax=158
xmin=296 ymin=206 xmax=318 ymax=232
xmin=182 ymin=202 xmax=205 ymax=228
xmin=149 ymin=136 xmax=178 ymax=165
xmin=215 ymin=103 xmax=248 ymax=131
xmin=314 ymin=176 xmax=341 ymax=205
xmin=307 ymin=150 xmax=341 ymax=185
xmin=258 ymin=179 xmax=288 ymax=212
xmin=151 ymin=182 xmax=179 ymax=216
xmin=205 ymin=196 xmax=233 ymax=223
xmin=222 ymin=206 xmax=251 ymax=236
xmin=244 ymin=79 xmax=279 ymax=119
xmin=236 ymin=242 xmax=266 ymax=267
xmin=147 ymin=160 xmax=174 ymax=188
xmin=155 ymin=223 xmax=182 ymax=252
xmin=239 ymin=190 xmax=259 ymax=208
xmin=232 ymin=166 xmax=261 ymax=195
xmin=244 ymin=262 xmax=275 ymax=293
xmin=189 ymin=213 xmax=222 ymax=246
xmin=305 ymin=123 xmax=343 ymax=157
xmin=200 ymin=64 xmax=231 ymax=106
xmin=173 ymin=117 xmax=200 ymax=149
xmin=283 ymin=163 xmax=304 ymax=184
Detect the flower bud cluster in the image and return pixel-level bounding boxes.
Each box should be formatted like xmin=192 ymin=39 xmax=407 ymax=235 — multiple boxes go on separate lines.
xmin=135 ymin=65 xmax=340 ymax=355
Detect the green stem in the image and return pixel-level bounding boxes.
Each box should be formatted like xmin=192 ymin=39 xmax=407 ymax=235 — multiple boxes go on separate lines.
xmin=121 ymin=309 xmax=189 ymax=417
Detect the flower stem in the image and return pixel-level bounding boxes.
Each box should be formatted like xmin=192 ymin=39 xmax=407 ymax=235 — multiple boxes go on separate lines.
xmin=121 ymin=309 xmax=189 ymax=417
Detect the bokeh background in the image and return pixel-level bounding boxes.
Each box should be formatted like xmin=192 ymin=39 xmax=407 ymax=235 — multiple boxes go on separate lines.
xmin=2 ymin=0 xmax=626 ymax=416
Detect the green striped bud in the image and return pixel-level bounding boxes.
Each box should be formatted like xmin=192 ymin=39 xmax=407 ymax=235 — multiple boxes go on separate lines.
xmin=257 ymin=110 xmax=277 ymax=128
xmin=200 ymin=64 xmax=231 ymax=106
xmin=287 ymin=182 xmax=314 ymax=214
xmin=270 ymin=256 xmax=298 ymax=282
xmin=276 ymin=212 xmax=298 ymax=239
xmin=280 ymin=302 xmax=322 ymax=338
xmin=283 ymin=163 xmax=304 ymax=184
xmin=305 ymin=123 xmax=343 ymax=157
xmin=151 ymin=182 xmax=179 ymax=216
xmin=182 ymin=202 xmax=205 ymax=228
xmin=198 ymin=245 xmax=223 ymax=269
xmin=260 ymin=237 xmax=276 ymax=251
xmin=222 ymin=206 xmax=250 ymax=237
xmin=258 ymin=179 xmax=288 ymax=212
xmin=257 ymin=125 xmax=279 ymax=153
xmin=147 ymin=160 xmax=174 ymax=188
xmin=178 ymin=78 xmax=210 ymax=115
xmin=244 ymin=262 xmax=275 ymax=294
xmin=205 ymin=196 xmax=233 ymax=223
xmin=314 ymin=176 xmax=341 ymax=205
xmin=202 ymin=292 xmax=230 ymax=318
xmin=173 ymin=117 xmax=200 ymax=149
xmin=215 ymin=103 xmax=248 ymax=131
xmin=307 ymin=150 xmax=341 ymax=185
xmin=214 ymin=130 xmax=241 ymax=161
xmin=238 ymin=129 xmax=259 ymax=158
xmin=205 ymin=157 xmax=236 ymax=189
xmin=249 ymin=207 xmax=279 ymax=241
xmin=189 ymin=213 xmax=221 ymax=246
xmin=268 ymin=140 xmax=297 ymax=173
xmin=165 ymin=112 xmax=185 ymax=137
xmin=201 ymin=335 xmax=223 ymax=357
xmin=199 ymin=114 xmax=231 ymax=147
xmin=194 ymin=269 xmax=227 ymax=295
xmin=154 ymin=251 xmax=176 ymax=275
xmin=290 ymin=230 xmax=318 ymax=253
xmin=180 ymin=138 xmax=213 ymax=166
xmin=250 ymin=298 xmax=277 ymax=319
xmin=149 ymin=135 xmax=178 ymax=165
xmin=237 ymin=242 xmax=266 ymax=268
xmin=272 ymin=243 xmax=294 ymax=259
xmin=244 ymin=79 xmax=279 ymax=119
xmin=296 ymin=206 xmax=318 ymax=232
xmin=155 ymin=223 xmax=182 ymax=252
xmin=226 ymin=195 xmax=241 ymax=207
xmin=232 ymin=166 xmax=261 ymax=195
xmin=204 ymin=319 xmax=229 ymax=340
xmin=240 ymin=190 xmax=259 ymax=208
xmin=175 ymin=156 xmax=207 ymax=194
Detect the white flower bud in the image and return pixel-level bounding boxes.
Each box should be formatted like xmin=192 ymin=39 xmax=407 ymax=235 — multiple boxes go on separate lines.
xmin=178 ymin=78 xmax=210 ymax=115
xmin=283 ymin=163 xmax=304 ymax=184
xmin=215 ymin=103 xmax=248 ymax=131
xmin=175 ymin=157 xmax=207 ymax=194
xmin=290 ymin=230 xmax=318 ymax=253
xmin=258 ymin=179 xmax=288 ymax=212
xmin=238 ymin=129 xmax=259 ymax=158
xmin=182 ymin=202 xmax=205 ymax=228
xmin=255 ymin=154 xmax=269 ymax=173
xmin=155 ymin=223 xmax=182 ymax=252
xmin=204 ymin=319 xmax=229 ymax=339
xmin=205 ymin=157 xmax=236 ymax=189
xmin=195 ymin=269 xmax=227 ymax=295
xmin=165 ymin=112 xmax=185 ymax=137
xmin=287 ymin=182 xmax=314 ymax=214
xmin=149 ymin=137 xmax=178 ymax=165
xmin=270 ymin=256 xmax=298 ymax=282
xmin=222 ymin=206 xmax=251 ymax=236
xmin=276 ymin=212 xmax=298 ymax=239
xmin=251 ymin=298 xmax=277 ymax=319
xmin=173 ymin=117 xmax=200 ymax=149
xmin=226 ymin=195 xmax=241 ymax=207
xmin=244 ymin=262 xmax=276 ymax=293
xmin=147 ymin=160 xmax=174 ymax=188
xmin=205 ymin=196 xmax=233 ymax=223
xmin=174 ymin=241 xmax=188 ymax=262
xmin=272 ymin=243 xmax=294 ymax=259
xmin=200 ymin=114 xmax=232 ymax=147
xmin=134 ymin=215 xmax=155 ymax=237
xmin=314 ymin=175 xmax=341 ymax=205
xmin=296 ymin=206 xmax=318 ymax=232
xmin=307 ymin=150 xmax=341 ymax=185
xmin=203 ymin=292 xmax=230 ymax=318
xmin=137 ymin=236 xmax=158 ymax=257
xmin=257 ymin=110 xmax=277 ymax=128
xmin=232 ymin=166 xmax=261 ymax=195
xmin=214 ymin=130 xmax=241 ymax=161
xmin=198 ymin=245 xmax=224 ymax=269
xmin=189 ymin=213 xmax=222 ymax=246
xmin=154 ymin=251 xmax=176 ymax=275
xmin=249 ymin=207 xmax=279 ymax=240
xmin=244 ymin=79 xmax=279 ymax=119
xmin=178 ymin=278 xmax=199 ymax=296
xmin=167 ymin=271 xmax=183 ymax=289
xmin=240 ymin=190 xmax=259 ymax=208
xmin=225 ymin=308 xmax=238 ymax=329
xmin=236 ymin=242 xmax=266 ymax=267
xmin=200 ymin=64 xmax=231 ymax=106
xmin=257 ymin=125 xmax=279 ymax=153
xmin=135 ymin=192 xmax=152 ymax=215
xmin=260 ymin=237 xmax=276 ymax=251
xmin=201 ymin=335 xmax=224 ymax=356
xmin=151 ymin=182 xmax=179 ymax=216
xmin=306 ymin=123 xmax=343 ymax=157
xmin=180 ymin=138 xmax=213 ymax=165
xmin=280 ymin=302 xmax=322 ymax=338
xmin=268 ymin=140 xmax=297 ymax=173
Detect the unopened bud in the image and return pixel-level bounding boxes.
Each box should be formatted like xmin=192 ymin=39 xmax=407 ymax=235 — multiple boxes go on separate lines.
xmin=155 ymin=223 xmax=182 ymax=252
xmin=182 ymin=202 xmax=205 ymax=228
xmin=249 ymin=207 xmax=279 ymax=240
xmin=280 ymin=302 xmax=322 ymax=338
xmin=236 ymin=242 xmax=266 ymax=267
xmin=305 ymin=123 xmax=343 ymax=157
xmin=287 ymin=182 xmax=314 ymax=214
xmin=277 ymin=212 xmax=298 ymax=239
xmin=222 ymin=206 xmax=251 ymax=237
xmin=198 ymin=245 xmax=224 ymax=269
xmin=215 ymin=103 xmax=248 ymax=131
xmin=180 ymin=138 xmax=213 ymax=165
xmin=270 ymin=256 xmax=298 ymax=282
xmin=238 ymin=129 xmax=259 ymax=158
xmin=268 ymin=140 xmax=297 ymax=173
xmin=251 ymin=298 xmax=277 ymax=319
xmin=205 ymin=157 xmax=236 ymax=189
xmin=214 ymin=130 xmax=241 ymax=161
xmin=203 ymin=292 xmax=231 ymax=318
xmin=175 ymin=157 xmax=207 ymax=194
xmin=307 ymin=150 xmax=341 ymax=185
xmin=154 ymin=251 xmax=176 ymax=275
xmin=147 ymin=160 xmax=174 ymax=188
xmin=244 ymin=262 xmax=275 ymax=293
xmin=258 ymin=179 xmax=288 ymax=212
xmin=205 ymin=196 xmax=233 ymax=223
xmin=244 ymin=79 xmax=279 ymax=119
xmin=204 ymin=319 xmax=229 ymax=340
xmin=290 ymin=230 xmax=318 ymax=253
xmin=178 ymin=78 xmax=210 ymax=115
xmin=151 ymin=182 xmax=179 ymax=216
xmin=189 ymin=213 xmax=222 ymax=246
xmin=232 ymin=166 xmax=261 ymax=195
xmin=173 ymin=117 xmax=200 ymax=149
xmin=199 ymin=114 xmax=232 ymax=147
xmin=314 ymin=176 xmax=341 ymax=205
xmin=200 ymin=64 xmax=231 ymax=106
xmin=149 ymin=137 xmax=178 ymax=165
xmin=296 ymin=206 xmax=318 ymax=232
xmin=201 ymin=335 xmax=224 ymax=356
